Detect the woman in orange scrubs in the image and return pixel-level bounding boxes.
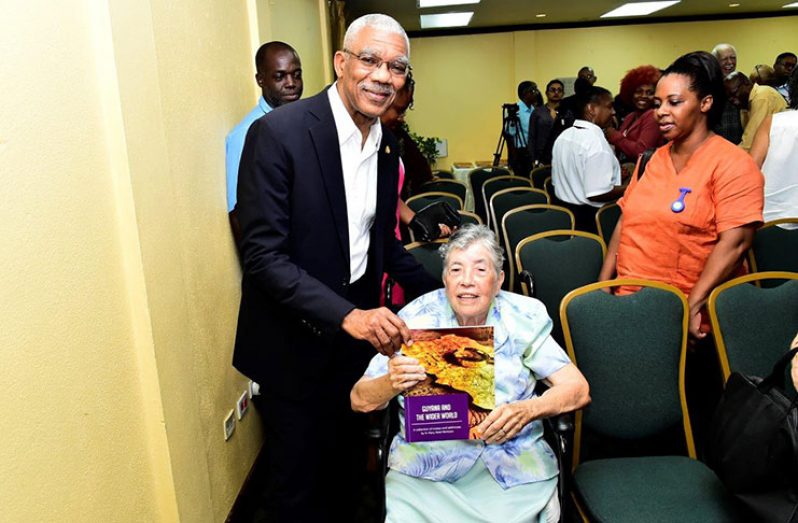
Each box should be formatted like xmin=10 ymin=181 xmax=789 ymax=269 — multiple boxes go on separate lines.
xmin=599 ymin=51 xmax=764 ymax=339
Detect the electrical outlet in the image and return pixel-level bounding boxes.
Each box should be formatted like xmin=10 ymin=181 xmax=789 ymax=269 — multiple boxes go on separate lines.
xmin=249 ymin=380 xmax=260 ymax=397
xmin=236 ymin=391 xmax=249 ymax=420
xmin=223 ymin=410 xmax=236 ymax=441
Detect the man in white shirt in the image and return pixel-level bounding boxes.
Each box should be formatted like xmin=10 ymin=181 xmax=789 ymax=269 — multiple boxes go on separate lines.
xmin=551 ymin=86 xmax=628 ymax=231
xmin=234 ymin=14 xmax=438 ymax=522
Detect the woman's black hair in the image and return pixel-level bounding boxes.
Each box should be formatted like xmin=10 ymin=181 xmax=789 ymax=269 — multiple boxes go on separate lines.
xmin=660 ymin=51 xmax=726 ymax=128
xmin=788 ymin=67 xmax=798 ymax=110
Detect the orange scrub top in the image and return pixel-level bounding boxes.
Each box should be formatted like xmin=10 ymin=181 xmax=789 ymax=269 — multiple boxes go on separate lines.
xmin=616 ymin=134 xmax=763 ymax=296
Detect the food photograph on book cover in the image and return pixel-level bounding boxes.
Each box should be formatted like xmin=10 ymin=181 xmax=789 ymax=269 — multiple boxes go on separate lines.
xmin=401 ymin=326 xmax=495 ymax=442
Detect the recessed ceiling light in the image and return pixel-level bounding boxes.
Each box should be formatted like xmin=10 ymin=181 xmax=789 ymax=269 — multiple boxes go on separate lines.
xmin=783 ymin=1 xmax=798 ymax=6
xmin=536 ymin=13 xmax=547 ymax=18
xmin=601 ymin=1 xmax=680 ymax=18
xmin=420 ymin=12 xmax=474 ymax=29
xmin=729 ymin=2 xmax=740 ymax=6
xmin=418 ymin=0 xmax=480 ymax=7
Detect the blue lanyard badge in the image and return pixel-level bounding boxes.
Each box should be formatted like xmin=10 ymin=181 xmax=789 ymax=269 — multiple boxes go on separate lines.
xmin=671 ymin=187 xmax=692 ymax=213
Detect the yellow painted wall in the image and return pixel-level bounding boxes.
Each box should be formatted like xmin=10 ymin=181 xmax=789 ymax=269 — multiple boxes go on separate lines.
xmin=0 ymin=0 xmax=177 ymax=520
xmin=408 ymin=16 xmax=798 ymax=169
xmin=409 ymin=32 xmax=516 ymax=167
xmin=1 ymin=0 xmax=331 ymax=521
xmin=109 ymin=0 xmax=264 ymax=518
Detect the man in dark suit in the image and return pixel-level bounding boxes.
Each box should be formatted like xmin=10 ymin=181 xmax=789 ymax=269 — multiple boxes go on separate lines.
xmin=234 ymin=13 xmax=438 ymax=522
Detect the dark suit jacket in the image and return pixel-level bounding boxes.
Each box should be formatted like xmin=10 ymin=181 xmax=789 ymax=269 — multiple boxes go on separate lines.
xmin=233 ymin=90 xmax=438 ymax=390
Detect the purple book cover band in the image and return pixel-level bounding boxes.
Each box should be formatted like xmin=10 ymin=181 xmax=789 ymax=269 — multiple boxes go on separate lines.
xmin=402 ymin=326 xmax=495 ymax=442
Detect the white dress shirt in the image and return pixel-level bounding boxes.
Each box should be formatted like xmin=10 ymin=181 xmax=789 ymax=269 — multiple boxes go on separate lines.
xmin=327 ymin=83 xmax=382 ymax=282
xmin=761 ymin=110 xmax=798 ymax=226
xmin=551 ymin=119 xmax=621 ymax=208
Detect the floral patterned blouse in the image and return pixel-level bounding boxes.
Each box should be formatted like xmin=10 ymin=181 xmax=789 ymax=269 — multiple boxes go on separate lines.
xmin=364 ymin=289 xmax=571 ymax=489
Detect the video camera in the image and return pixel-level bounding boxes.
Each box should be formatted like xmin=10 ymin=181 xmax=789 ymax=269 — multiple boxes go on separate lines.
xmin=502 ymin=102 xmax=519 ymax=116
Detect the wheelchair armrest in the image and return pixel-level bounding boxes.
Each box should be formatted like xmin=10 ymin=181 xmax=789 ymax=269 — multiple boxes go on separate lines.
xmin=545 ymin=411 xmax=575 ymax=522
xmin=551 ymin=411 xmax=574 ymax=435
xmin=520 ymin=270 xmax=534 ymax=297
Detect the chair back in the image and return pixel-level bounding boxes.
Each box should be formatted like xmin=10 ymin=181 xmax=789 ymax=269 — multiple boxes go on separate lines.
xmin=431 ymin=170 xmax=454 ymax=180
xmin=419 ymin=179 xmax=467 ymax=203
xmin=595 ymin=203 xmax=622 ymax=245
xmin=561 ymin=280 xmax=694 ymax=465
xmin=405 ymin=241 xmax=447 ymax=282
xmin=469 ymin=167 xmax=510 ymax=222
xmin=489 ymin=187 xmax=549 ymax=235
xmin=530 ymin=165 xmax=551 ymax=189
xmin=708 ymin=271 xmax=798 ymax=382
xmin=501 ymin=204 xmax=574 ymax=291
xmin=482 ymin=176 xmax=533 ymax=227
xmin=543 ymin=176 xmax=553 ymax=200
xmin=748 ymin=219 xmax=798 ymax=281
xmin=458 ymin=210 xmax=483 ymax=226
xmin=516 ymin=230 xmax=606 ymax=346
xmin=405 ymin=192 xmax=463 ymax=213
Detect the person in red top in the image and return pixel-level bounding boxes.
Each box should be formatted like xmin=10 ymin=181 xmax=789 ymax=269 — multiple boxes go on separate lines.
xmin=599 ymin=51 xmax=764 ymax=339
xmin=605 ymin=65 xmax=664 ymax=163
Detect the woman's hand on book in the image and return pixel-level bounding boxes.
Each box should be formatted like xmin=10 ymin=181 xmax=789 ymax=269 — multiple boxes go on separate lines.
xmin=476 ymin=401 xmax=533 ymax=444
xmin=388 ymin=355 xmax=427 ymax=393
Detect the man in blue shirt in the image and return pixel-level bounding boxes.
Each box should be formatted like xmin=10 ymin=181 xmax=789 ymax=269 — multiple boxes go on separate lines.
xmin=225 ymin=41 xmax=303 ymax=245
xmin=773 ymin=52 xmax=797 ymax=104
xmin=505 ymin=80 xmax=537 ymax=177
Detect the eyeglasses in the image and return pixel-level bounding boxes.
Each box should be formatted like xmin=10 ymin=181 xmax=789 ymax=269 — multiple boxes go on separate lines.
xmin=342 ymin=49 xmax=410 ymax=77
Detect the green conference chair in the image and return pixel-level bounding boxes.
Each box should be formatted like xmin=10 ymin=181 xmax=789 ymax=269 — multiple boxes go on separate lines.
xmin=530 ymin=165 xmax=551 ymax=189
xmin=516 ymin=230 xmax=606 ymax=347
xmin=501 ymin=204 xmax=574 ymax=292
xmin=469 ymin=167 xmax=510 ymax=223
xmin=418 ymin=179 xmax=468 ymax=203
xmin=405 ymin=240 xmax=447 ymax=282
xmin=595 ymin=203 xmax=622 ymax=246
xmin=481 ymin=176 xmax=533 ymax=228
xmin=543 ymin=176 xmax=554 ymax=200
xmin=560 ymin=279 xmax=742 ymax=523
xmin=405 ymin=192 xmax=463 ymax=213
xmin=431 ymin=169 xmax=454 ymax=180
xmin=747 ymin=218 xmax=798 ymax=283
xmin=488 ymin=187 xmax=548 ymax=234
xmin=708 ymin=271 xmax=798 ymax=382
xmin=457 ymin=210 xmax=482 ymax=227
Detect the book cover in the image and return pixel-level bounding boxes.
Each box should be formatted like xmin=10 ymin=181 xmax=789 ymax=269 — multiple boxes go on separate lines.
xmin=401 ymin=326 xmax=495 ymax=442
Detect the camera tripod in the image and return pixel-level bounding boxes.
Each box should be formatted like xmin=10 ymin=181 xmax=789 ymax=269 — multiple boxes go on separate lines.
xmin=493 ymin=104 xmax=528 ymax=169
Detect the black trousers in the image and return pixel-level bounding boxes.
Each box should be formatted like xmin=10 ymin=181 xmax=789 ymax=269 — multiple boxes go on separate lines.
xmin=509 ymin=147 xmax=532 ymax=178
xmin=258 ymin=273 xmax=378 ymax=523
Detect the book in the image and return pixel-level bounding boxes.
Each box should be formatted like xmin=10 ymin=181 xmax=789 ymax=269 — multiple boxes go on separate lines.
xmin=401 ymin=326 xmax=495 ymax=442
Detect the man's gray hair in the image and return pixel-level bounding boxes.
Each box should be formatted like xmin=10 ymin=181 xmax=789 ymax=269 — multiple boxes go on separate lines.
xmin=712 ymin=43 xmax=737 ymax=58
xmin=343 ymin=13 xmax=410 ymax=58
xmin=439 ymin=224 xmax=505 ymax=278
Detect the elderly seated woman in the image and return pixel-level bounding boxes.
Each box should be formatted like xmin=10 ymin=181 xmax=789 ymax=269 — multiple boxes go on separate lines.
xmin=351 ymin=224 xmax=590 ymax=523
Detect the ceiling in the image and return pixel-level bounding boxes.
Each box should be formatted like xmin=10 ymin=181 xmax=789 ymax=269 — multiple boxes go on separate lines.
xmin=345 ymin=0 xmax=797 ymax=35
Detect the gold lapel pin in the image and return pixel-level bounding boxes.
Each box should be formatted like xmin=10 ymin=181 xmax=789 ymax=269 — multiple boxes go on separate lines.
xmin=385 ymin=145 xmax=391 ymax=154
